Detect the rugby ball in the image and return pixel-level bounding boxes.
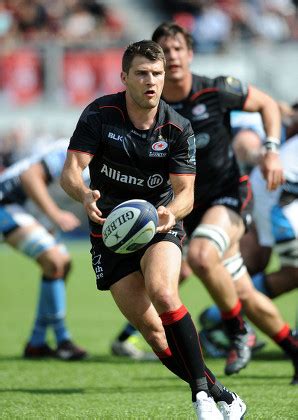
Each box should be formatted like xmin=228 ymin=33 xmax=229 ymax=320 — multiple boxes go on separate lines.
xmin=102 ymin=199 xmax=158 ymax=254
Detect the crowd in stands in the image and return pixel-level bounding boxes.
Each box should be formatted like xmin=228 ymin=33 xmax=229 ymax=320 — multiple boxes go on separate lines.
xmin=0 ymin=0 xmax=126 ymax=46
xmin=155 ymin=0 xmax=298 ymax=52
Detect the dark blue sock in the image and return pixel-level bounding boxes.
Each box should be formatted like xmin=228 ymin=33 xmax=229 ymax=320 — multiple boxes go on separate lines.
xmin=118 ymin=323 xmax=138 ymax=342
xmin=200 ymin=305 xmax=222 ymax=329
xmin=29 ymin=278 xmax=70 ymax=346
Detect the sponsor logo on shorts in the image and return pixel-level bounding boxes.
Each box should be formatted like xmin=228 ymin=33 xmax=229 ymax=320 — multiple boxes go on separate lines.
xmin=92 ymin=253 xmax=104 ymax=279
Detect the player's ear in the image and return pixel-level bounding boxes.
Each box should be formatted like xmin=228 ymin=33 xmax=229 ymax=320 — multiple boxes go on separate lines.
xmin=121 ymin=71 xmax=127 ymax=86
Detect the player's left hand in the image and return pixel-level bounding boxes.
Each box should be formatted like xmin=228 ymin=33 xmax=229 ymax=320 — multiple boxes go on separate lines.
xmin=156 ymin=206 xmax=176 ymax=233
xmin=260 ymin=151 xmax=285 ymax=191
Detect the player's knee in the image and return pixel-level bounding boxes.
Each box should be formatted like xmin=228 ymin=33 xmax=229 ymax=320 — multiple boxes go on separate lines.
xmin=41 ymin=252 xmax=71 ymax=279
xmin=187 ymin=242 xmax=218 ymax=276
xmin=188 ymin=224 xmax=230 ymax=275
xmin=149 ymin=288 xmax=178 ymax=313
xmin=235 ymin=277 xmax=255 ymax=301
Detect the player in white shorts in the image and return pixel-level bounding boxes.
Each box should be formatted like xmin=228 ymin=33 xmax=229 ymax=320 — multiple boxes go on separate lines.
xmin=249 ymin=134 xmax=298 ymax=298
xmin=0 ymin=138 xmax=88 ymax=360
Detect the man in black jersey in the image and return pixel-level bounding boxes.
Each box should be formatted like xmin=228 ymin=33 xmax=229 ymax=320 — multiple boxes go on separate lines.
xmin=60 ymin=40 xmax=246 ymax=419
xmin=149 ymin=22 xmax=298 ymax=383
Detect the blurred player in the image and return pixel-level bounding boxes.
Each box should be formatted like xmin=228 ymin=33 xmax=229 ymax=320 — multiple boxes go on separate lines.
xmin=0 ymin=138 xmax=88 ymax=360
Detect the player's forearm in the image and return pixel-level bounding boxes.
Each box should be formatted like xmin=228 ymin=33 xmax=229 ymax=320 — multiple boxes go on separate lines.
xmin=60 ymin=169 xmax=91 ymax=203
xmin=21 ymin=166 xmax=61 ymax=221
xmin=260 ymin=101 xmax=281 ymax=140
xmin=167 ymin=186 xmax=194 ymax=221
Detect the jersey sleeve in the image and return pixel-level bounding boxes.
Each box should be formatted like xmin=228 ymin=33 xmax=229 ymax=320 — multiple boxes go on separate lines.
xmin=40 ymin=139 xmax=69 ymax=182
xmin=169 ymin=122 xmax=196 ymax=175
xmin=215 ymin=76 xmax=249 ymax=111
xmin=69 ymin=102 xmax=103 ymax=155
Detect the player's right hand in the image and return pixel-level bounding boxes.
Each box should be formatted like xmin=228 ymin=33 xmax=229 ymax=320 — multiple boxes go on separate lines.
xmin=83 ymin=189 xmax=106 ymax=224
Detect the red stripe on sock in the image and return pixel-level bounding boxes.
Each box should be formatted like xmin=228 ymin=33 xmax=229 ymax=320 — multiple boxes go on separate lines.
xmin=160 ymin=305 xmax=188 ymax=325
xmin=272 ymin=324 xmax=290 ymax=343
xmin=154 ymin=347 xmax=172 ymax=359
xmin=221 ymin=300 xmax=242 ymax=320
xmin=204 ymin=370 xmax=215 ymax=385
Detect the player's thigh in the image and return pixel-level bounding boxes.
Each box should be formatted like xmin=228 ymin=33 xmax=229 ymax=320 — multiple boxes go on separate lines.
xmin=240 ymin=224 xmax=272 ymax=274
xmin=141 ymin=241 xmax=182 ymax=299
xmin=200 ymin=205 xmax=245 ymax=246
xmin=110 ymin=271 xmax=161 ymax=331
xmin=5 ymin=222 xmax=41 ymax=248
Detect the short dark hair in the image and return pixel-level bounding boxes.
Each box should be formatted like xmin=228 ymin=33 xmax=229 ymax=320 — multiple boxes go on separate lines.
xmin=152 ymin=22 xmax=194 ymax=50
xmin=122 ymin=40 xmax=166 ymax=73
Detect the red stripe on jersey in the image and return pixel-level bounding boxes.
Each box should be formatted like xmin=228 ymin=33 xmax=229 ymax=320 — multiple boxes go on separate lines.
xmin=190 ymin=87 xmax=219 ymax=101
xmin=154 ymin=122 xmax=183 ymax=132
xmin=90 ymin=232 xmax=103 ymax=238
xmin=68 ymin=149 xmax=94 ymax=156
xmin=98 ymin=105 xmax=125 ymax=122
xmin=169 ymin=173 xmax=196 ymax=176
xmin=240 ymin=176 xmax=253 ymax=211
xmin=160 ymin=305 xmax=188 ymax=325
xmin=239 ymin=175 xmax=249 ymax=182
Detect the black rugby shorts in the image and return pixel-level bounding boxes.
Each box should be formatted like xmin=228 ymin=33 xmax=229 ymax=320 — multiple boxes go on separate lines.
xmin=90 ymin=221 xmax=185 ymax=290
xmin=184 ymin=176 xmax=253 ymax=236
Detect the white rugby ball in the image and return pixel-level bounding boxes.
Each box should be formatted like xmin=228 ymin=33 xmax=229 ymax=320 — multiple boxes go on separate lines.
xmin=102 ymin=199 xmax=158 ymax=254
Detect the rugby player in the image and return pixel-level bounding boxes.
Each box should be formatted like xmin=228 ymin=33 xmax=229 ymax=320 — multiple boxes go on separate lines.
xmin=61 ymin=40 xmax=246 ymax=419
xmin=0 ymin=138 xmax=88 ymax=360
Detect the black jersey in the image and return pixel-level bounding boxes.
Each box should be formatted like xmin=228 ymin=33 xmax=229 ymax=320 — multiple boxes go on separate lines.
xmin=165 ymin=74 xmax=249 ymax=206
xmin=69 ymin=91 xmax=196 ymax=234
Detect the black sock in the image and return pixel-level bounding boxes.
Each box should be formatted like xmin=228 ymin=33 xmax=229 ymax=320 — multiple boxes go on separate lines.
xmin=221 ymin=300 xmax=247 ymax=337
xmin=160 ymin=305 xmax=209 ymax=401
xmin=117 ymin=323 xmax=137 ymax=342
xmin=204 ymin=366 xmax=234 ymax=404
xmin=274 ymin=326 xmax=298 ymax=364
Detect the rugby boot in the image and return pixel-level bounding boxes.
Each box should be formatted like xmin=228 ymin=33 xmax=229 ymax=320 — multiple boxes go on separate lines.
xmin=111 ymin=335 xmax=157 ymax=361
xmin=217 ymin=392 xmax=247 ymax=419
xmin=193 ymin=391 xmax=223 ymax=420
xmin=225 ymin=325 xmax=255 ymax=375
xmin=24 ymin=342 xmax=55 ymax=359
xmin=55 ymin=340 xmax=88 ymax=361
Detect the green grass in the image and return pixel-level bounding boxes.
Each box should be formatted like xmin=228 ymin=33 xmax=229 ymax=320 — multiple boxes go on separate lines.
xmin=0 ymin=241 xmax=297 ymax=419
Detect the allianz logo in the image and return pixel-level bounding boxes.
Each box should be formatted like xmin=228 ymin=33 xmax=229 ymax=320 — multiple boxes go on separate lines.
xmin=100 ymin=164 xmax=163 ymax=188
xmin=108 ymin=132 xmax=124 ymax=142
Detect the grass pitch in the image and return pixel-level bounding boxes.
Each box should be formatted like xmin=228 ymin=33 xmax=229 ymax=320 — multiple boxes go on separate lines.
xmin=0 ymin=240 xmax=297 ymax=419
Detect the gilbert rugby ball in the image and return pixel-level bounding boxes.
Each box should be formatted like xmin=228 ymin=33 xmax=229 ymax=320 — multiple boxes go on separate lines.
xmin=102 ymin=199 xmax=158 ymax=254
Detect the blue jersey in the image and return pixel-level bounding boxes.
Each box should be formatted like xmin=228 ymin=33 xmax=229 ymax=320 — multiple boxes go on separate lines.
xmin=0 ymin=139 xmax=69 ymax=205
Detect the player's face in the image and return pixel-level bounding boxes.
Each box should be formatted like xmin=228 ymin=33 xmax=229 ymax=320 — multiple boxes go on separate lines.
xmin=121 ymin=55 xmax=165 ymax=109
xmin=156 ymin=34 xmax=193 ymax=83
